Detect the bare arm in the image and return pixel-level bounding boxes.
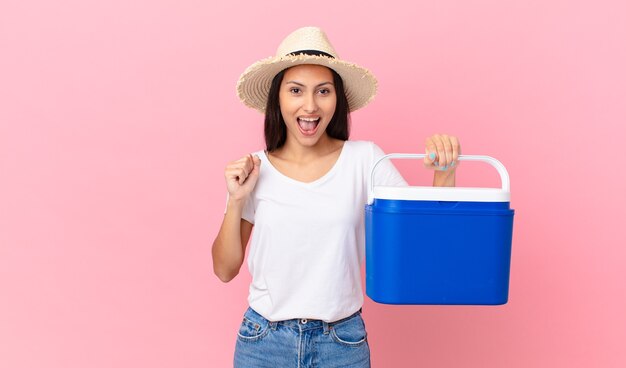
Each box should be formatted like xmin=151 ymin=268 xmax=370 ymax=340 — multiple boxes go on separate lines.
xmin=433 ymin=170 xmax=455 ymax=187
xmin=212 ymin=201 xmax=253 ymax=282
xmin=211 ymin=154 xmax=261 ymax=283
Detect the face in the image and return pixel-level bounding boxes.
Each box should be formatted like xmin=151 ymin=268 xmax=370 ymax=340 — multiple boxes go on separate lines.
xmin=279 ymin=64 xmax=337 ymax=148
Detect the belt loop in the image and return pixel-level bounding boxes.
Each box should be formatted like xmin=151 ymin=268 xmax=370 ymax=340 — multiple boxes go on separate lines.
xmin=269 ymin=321 xmax=278 ymax=331
xmin=323 ymin=321 xmax=330 ymax=335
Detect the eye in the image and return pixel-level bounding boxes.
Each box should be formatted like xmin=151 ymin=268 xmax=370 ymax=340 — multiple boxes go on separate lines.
xmin=289 ymin=87 xmax=301 ymax=94
xmin=318 ymin=88 xmax=331 ymax=95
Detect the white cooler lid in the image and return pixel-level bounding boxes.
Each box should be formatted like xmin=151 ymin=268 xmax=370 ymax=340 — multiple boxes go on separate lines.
xmin=373 ymin=186 xmax=510 ymax=202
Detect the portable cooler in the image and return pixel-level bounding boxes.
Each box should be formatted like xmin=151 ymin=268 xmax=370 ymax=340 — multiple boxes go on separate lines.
xmin=365 ymin=154 xmax=515 ymax=305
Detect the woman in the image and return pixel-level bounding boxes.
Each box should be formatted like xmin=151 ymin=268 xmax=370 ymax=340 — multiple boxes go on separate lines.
xmin=212 ymin=27 xmax=460 ymax=367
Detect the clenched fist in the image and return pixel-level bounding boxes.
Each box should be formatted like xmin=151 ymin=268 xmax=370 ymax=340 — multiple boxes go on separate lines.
xmin=225 ymin=154 xmax=261 ymax=201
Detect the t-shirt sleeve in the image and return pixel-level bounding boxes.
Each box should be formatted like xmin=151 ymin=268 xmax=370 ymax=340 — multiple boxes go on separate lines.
xmin=223 ymin=193 xmax=255 ymax=225
xmin=241 ymin=195 xmax=255 ymax=224
xmin=369 ymin=142 xmax=408 ymax=187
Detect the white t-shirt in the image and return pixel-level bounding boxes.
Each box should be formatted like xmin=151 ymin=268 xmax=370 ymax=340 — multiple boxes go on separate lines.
xmin=240 ymin=140 xmax=406 ymax=322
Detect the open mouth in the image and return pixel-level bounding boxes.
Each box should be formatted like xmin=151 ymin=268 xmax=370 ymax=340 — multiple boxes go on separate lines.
xmin=297 ymin=117 xmax=321 ymax=136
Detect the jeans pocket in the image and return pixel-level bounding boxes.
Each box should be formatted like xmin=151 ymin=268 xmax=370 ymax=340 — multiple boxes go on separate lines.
xmin=237 ymin=313 xmax=270 ymax=342
xmin=330 ymin=314 xmax=368 ymax=347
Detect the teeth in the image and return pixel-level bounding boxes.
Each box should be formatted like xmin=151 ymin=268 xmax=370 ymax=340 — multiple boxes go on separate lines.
xmin=297 ymin=117 xmax=319 ymax=132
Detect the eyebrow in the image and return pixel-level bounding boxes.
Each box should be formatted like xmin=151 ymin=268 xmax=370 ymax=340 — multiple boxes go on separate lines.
xmin=285 ymin=81 xmax=334 ymax=87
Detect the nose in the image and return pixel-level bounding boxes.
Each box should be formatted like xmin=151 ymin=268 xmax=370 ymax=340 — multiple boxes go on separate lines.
xmin=303 ymin=92 xmax=319 ymax=113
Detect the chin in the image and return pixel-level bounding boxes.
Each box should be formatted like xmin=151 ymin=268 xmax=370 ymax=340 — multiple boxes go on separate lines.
xmin=296 ymin=135 xmax=323 ymax=147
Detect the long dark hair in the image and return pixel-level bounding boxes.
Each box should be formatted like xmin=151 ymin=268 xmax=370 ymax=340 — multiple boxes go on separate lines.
xmin=264 ymin=67 xmax=350 ymax=152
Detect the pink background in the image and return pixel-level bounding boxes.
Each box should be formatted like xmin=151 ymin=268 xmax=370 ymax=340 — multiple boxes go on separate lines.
xmin=1 ymin=1 xmax=625 ymax=367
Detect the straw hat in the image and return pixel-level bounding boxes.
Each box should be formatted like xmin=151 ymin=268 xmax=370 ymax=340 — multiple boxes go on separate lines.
xmin=236 ymin=26 xmax=378 ymax=113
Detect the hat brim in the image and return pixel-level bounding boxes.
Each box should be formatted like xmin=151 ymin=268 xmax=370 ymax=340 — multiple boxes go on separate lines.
xmin=236 ymin=54 xmax=377 ymax=113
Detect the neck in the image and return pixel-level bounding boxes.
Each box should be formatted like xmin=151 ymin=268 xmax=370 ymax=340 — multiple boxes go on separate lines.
xmin=278 ymin=134 xmax=339 ymax=163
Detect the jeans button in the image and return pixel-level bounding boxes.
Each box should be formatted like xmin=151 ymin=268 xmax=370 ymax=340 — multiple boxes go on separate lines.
xmin=301 ymin=319 xmax=307 ymax=324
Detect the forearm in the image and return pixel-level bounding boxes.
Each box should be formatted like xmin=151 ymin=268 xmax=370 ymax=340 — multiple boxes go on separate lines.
xmin=433 ymin=170 xmax=456 ymax=187
xmin=212 ymin=200 xmax=246 ymax=282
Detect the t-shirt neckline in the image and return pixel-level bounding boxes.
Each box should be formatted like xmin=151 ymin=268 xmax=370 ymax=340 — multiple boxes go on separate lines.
xmin=262 ymin=141 xmax=349 ymax=186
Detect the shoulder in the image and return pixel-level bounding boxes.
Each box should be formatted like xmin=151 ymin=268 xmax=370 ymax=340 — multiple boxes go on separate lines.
xmin=250 ymin=149 xmax=267 ymax=162
xmin=343 ymin=140 xmax=386 ymax=160
xmin=343 ymin=140 xmax=378 ymax=154
xmin=340 ymin=141 xmax=385 ymax=173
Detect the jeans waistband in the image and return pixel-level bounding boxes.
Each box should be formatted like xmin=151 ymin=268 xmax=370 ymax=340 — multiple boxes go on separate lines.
xmin=245 ymin=307 xmax=362 ymax=334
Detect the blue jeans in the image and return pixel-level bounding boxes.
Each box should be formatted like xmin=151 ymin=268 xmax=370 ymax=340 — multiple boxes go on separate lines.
xmin=234 ymin=307 xmax=371 ymax=367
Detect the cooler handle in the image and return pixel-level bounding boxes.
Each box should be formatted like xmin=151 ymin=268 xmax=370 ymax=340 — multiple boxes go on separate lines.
xmin=368 ymin=154 xmax=510 ymax=204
